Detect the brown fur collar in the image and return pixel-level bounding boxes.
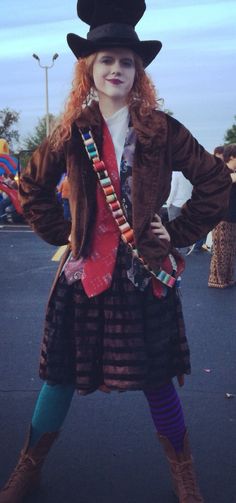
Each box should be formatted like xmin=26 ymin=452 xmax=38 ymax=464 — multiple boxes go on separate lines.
xmin=75 ymin=100 xmax=168 ymax=148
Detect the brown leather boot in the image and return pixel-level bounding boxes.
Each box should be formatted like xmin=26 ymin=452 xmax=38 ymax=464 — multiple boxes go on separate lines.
xmin=0 ymin=427 xmax=59 ymax=503
xmin=158 ymin=431 xmax=204 ymax=502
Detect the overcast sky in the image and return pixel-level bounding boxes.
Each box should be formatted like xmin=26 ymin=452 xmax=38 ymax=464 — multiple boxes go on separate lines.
xmin=1 ymin=0 xmax=235 ymax=153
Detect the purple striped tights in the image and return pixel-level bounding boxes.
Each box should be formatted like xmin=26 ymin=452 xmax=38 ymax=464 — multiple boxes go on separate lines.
xmin=144 ymin=381 xmax=186 ymax=452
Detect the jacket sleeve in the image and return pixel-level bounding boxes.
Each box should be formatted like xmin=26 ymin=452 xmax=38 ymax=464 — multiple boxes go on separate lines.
xmin=19 ymin=139 xmax=71 ymax=246
xmin=165 ymin=116 xmax=232 ymax=247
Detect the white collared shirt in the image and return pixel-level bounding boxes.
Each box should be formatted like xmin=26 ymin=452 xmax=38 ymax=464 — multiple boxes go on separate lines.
xmin=103 ymin=106 xmax=129 ymax=173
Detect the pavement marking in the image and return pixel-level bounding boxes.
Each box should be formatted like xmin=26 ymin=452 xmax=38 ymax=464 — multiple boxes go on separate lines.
xmin=0 ymin=228 xmax=33 ymax=232
xmin=52 ymin=245 xmax=68 ymax=262
xmin=0 ymin=224 xmax=31 ymax=230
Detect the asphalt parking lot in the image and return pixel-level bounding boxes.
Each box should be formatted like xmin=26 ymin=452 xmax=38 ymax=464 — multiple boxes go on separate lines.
xmin=0 ymin=228 xmax=235 ymax=503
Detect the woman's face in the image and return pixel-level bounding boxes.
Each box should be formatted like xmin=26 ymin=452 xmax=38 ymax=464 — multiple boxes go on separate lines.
xmin=92 ymin=48 xmax=136 ymax=107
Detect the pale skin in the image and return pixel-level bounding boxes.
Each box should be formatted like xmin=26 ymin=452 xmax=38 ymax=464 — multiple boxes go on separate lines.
xmin=231 ymin=173 xmax=236 ymax=183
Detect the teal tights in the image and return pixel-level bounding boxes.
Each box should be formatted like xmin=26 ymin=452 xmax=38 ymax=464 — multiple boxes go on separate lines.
xmin=30 ymin=383 xmax=75 ymax=446
xmin=30 ymin=382 xmax=186 ymax=454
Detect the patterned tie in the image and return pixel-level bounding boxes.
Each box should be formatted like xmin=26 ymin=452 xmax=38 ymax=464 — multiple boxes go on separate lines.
xmin=81 ymin=121 xmax=121 ymax=297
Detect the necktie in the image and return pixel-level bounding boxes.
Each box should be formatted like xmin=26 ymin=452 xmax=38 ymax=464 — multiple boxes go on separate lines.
xmin=81 ymin=121 xmax=121 ymax=297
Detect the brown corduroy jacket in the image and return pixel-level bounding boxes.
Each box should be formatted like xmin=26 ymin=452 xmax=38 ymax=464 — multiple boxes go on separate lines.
xmin=19 ymin=101 xmax=231 ymax=276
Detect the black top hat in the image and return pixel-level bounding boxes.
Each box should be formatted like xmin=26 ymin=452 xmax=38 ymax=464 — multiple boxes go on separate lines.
xmin=67 ymin=0 xmax=162 ymax=68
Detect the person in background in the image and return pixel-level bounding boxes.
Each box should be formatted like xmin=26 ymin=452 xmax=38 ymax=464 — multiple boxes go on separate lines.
xmin=58 ymin=174 xmax=71 ymax=221
xmin=166 ymin=171 xmax=193 ymax=221
xmin=0 ymin=174 xmax=18 ymax=217
xmin=208 ymin=144 xmax=236 ymax=288
xmin=187 ymin=146 xmax=225 ymax=255
xmin=166 ymin=171 xmax=193 ymax=254
xmin=213 ymin=145 xmax=224 ymax=160
xmin=0 ymin=1 xmax=232 ymax=502
xmin=0 ymin=191 xmax=12 ymax=217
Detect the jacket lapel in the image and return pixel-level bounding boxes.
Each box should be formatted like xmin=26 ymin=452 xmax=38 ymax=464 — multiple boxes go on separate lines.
xmin=67 ymin=102 xmax=171 ymax=266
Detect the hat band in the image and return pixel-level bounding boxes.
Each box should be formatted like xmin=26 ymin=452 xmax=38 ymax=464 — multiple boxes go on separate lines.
xmin=87 ymin=23 xmax=140 ymax=43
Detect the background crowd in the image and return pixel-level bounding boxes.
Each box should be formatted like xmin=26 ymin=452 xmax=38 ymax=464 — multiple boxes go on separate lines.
xmin=166 ymin=143 xmax=236 ymax=288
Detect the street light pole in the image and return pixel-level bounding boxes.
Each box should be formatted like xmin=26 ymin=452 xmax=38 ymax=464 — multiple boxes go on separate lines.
xmin=45 ymin=66 xmax=49 ymax=136
xmin=32 ymin=53 xmax=59 ymax=136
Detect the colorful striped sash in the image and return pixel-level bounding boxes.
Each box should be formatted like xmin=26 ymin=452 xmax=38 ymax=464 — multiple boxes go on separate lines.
xmin=80 ymin=127 xmax=177 ymax=290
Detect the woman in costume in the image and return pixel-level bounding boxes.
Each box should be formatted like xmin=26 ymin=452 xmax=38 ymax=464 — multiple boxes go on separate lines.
xmin=208 ymin=143 xmax=236 ymax=288
xmin=0 ymin=1 xmax=232 ymax=502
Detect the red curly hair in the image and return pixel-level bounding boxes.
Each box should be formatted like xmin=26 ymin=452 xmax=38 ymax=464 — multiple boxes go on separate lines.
xmin=50 ymin=51 xmax=159 ymax=151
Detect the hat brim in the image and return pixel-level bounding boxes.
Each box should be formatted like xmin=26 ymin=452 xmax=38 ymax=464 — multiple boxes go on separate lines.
xmin=67 ymin=33 xmax=162 ymax=68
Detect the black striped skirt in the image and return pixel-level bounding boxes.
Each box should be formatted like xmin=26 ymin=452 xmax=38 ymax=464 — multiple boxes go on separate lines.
xmin=39 ymin=244 xmax=190 ymax=395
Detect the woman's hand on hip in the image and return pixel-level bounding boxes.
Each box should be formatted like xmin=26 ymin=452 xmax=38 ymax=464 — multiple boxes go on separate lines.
xmin=150 ymin=214 xmax=170 ymax=241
